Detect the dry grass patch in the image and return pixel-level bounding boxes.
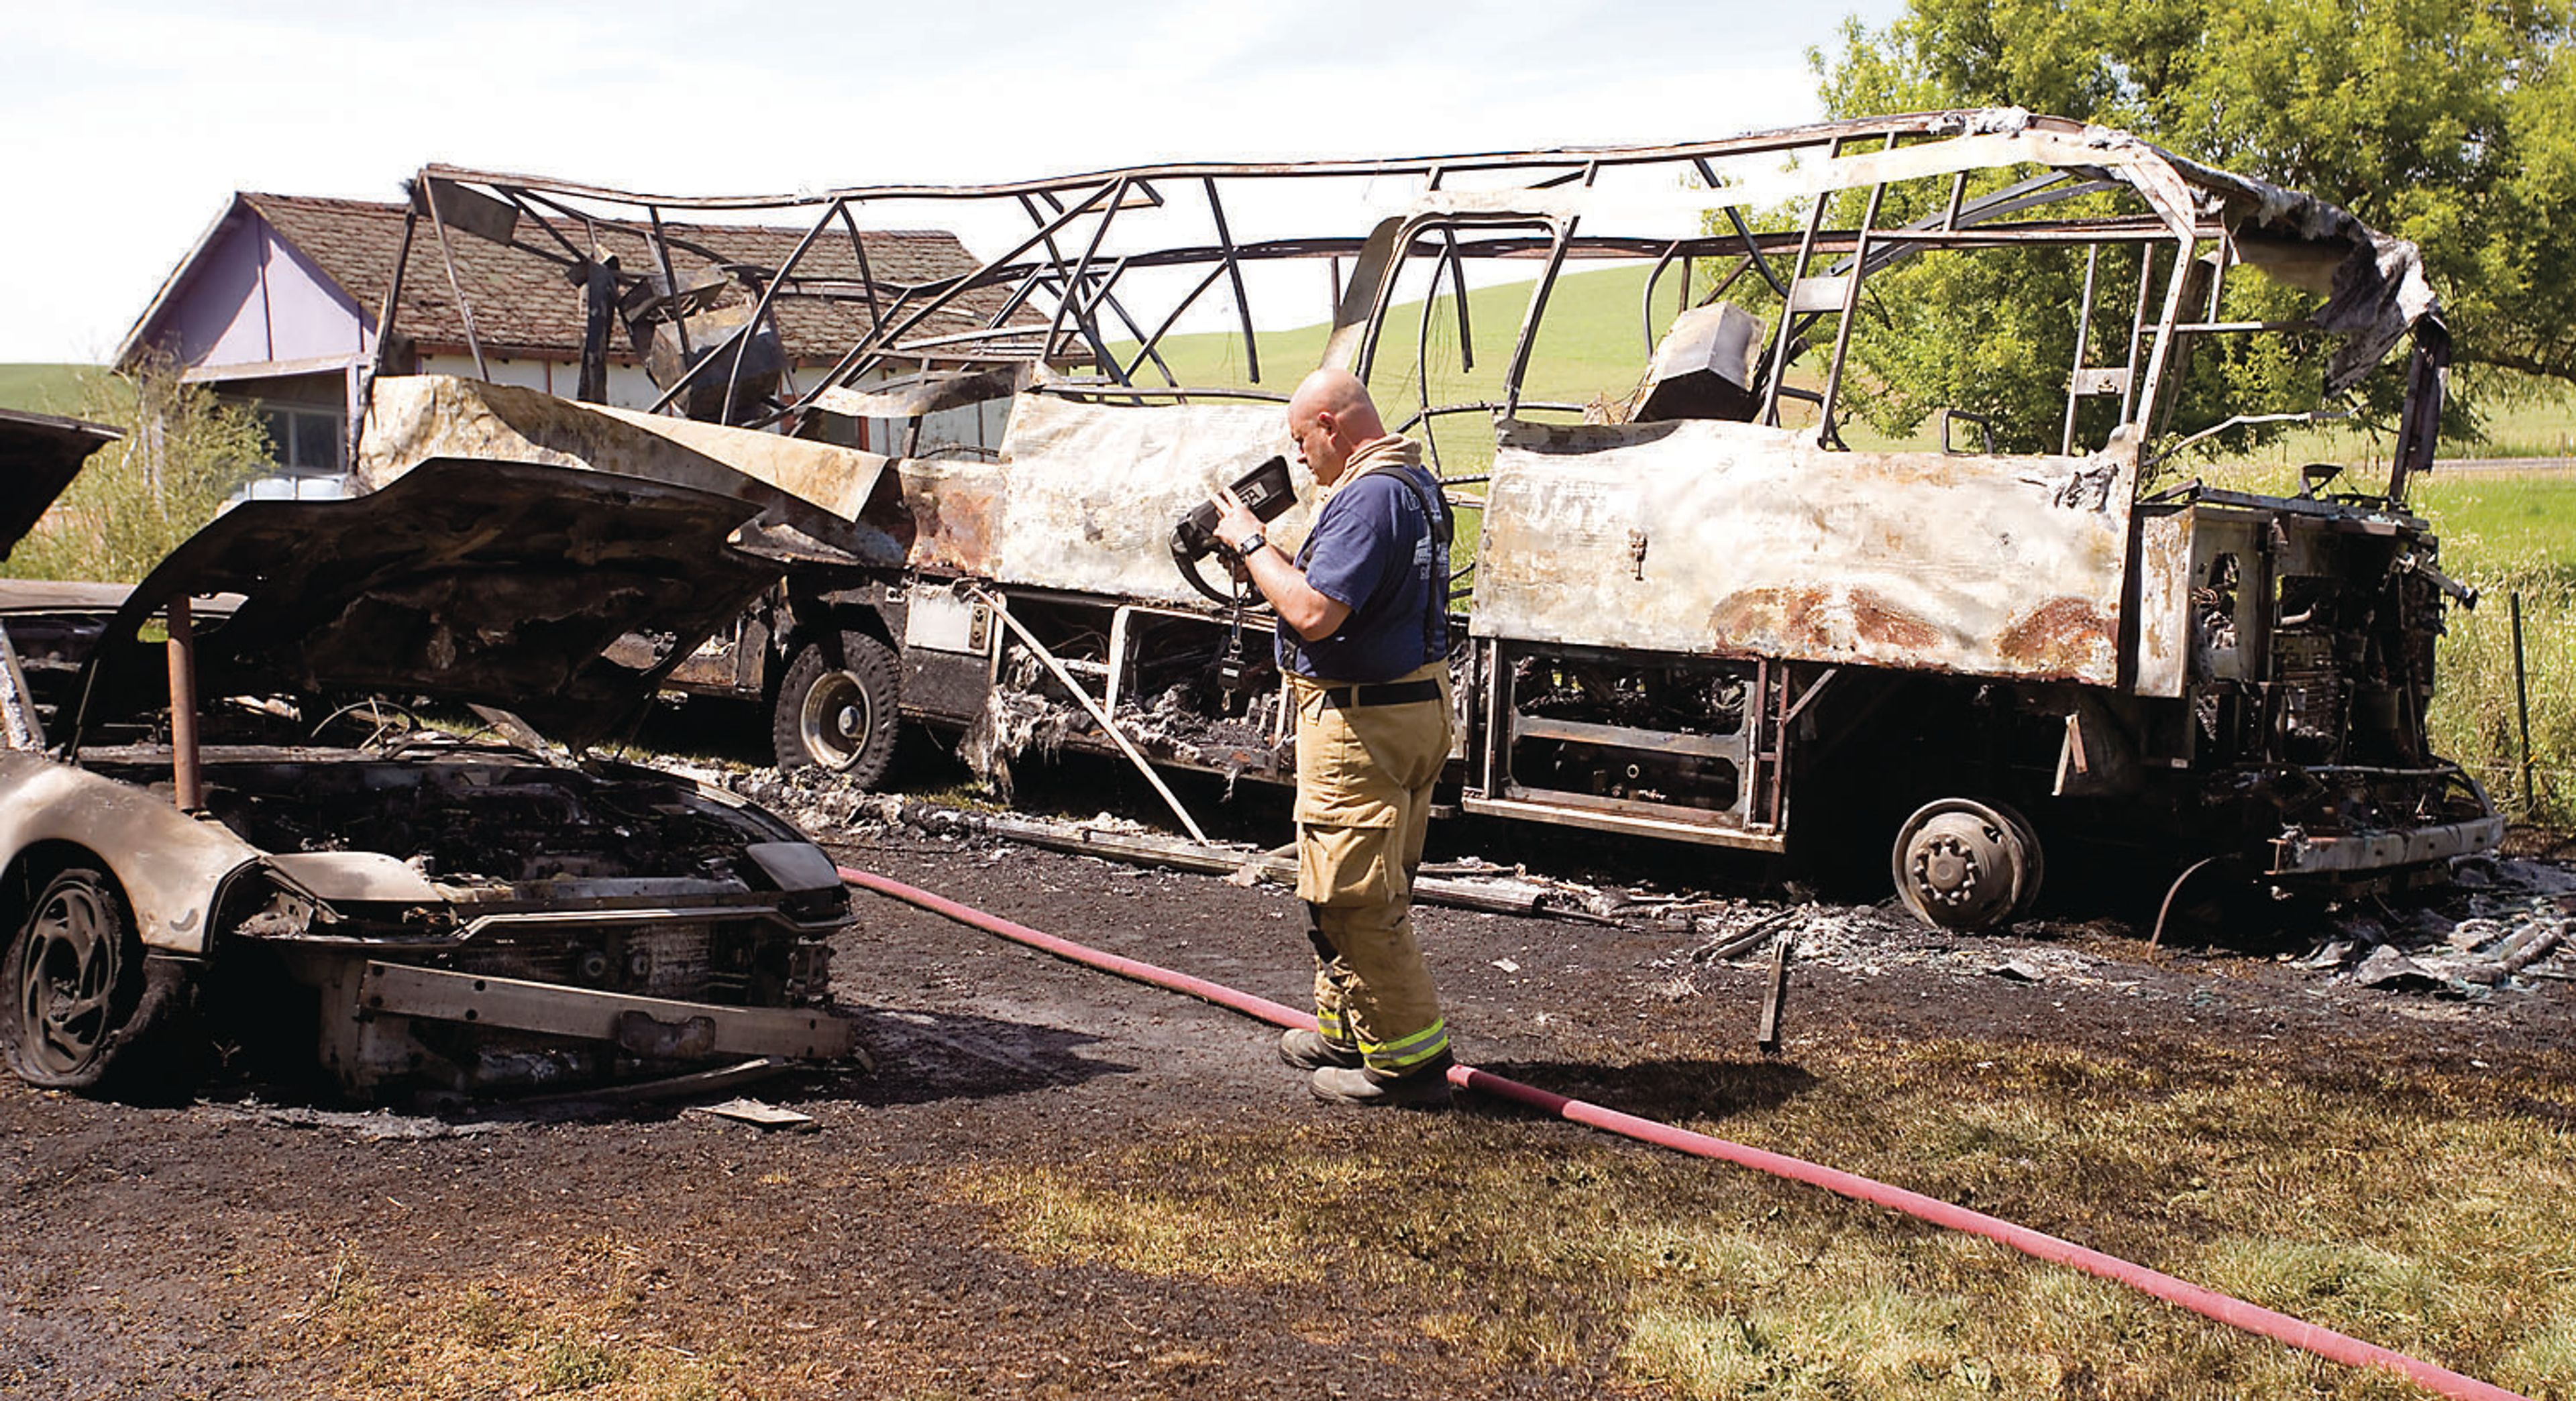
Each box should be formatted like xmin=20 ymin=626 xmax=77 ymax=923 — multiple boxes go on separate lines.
xmin=943 ymin=1035 xmax=2576 ymax=1398
xmin=261 ymin=1233 xmax=747 ymax=1400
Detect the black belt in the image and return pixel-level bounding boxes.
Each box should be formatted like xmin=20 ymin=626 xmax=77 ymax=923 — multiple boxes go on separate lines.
xmin=1316 ymin=677 xmax=1442 ymax=710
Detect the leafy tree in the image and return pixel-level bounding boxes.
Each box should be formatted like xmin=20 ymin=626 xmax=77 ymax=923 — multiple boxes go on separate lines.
xmin=1807 ymin=0 xmax=2576 ymax=450
xmin=5 ymin=356 xmax=272 ymax=583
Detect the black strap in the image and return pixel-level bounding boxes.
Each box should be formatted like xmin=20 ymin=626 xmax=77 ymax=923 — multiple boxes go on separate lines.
xmin=1371 ymin=464 xmax=1452 ymax=664
xmin=1286 ymin=461 xmax=1456 ymax=673
xmin=1319 ymin=677 xmax=1442 ymax=710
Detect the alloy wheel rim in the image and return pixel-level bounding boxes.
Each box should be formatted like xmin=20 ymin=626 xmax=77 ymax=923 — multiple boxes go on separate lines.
xmin=21 ymin=884 xmax=114 ymax=1073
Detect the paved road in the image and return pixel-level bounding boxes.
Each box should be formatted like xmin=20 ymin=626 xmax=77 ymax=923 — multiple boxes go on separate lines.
xmin=2436 ymin=456 xmax=2576 ymax=474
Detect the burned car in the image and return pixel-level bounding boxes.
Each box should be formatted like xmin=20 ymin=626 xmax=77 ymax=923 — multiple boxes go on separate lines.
xmin=0 ymin=449 xmax=857 ymax=1098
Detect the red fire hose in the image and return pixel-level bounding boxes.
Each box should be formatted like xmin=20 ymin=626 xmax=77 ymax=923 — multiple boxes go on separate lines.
xmin=839 ymin=864 xmax=2524 ymax=1401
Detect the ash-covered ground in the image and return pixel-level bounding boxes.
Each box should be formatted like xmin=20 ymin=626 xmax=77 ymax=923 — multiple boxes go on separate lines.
xmin=2 ymin=735 xmax=2565 ymax=1398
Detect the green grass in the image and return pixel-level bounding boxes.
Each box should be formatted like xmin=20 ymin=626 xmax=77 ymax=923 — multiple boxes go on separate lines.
xmin=261 ymin=1232 xmax=736 ymax=1400
xmin=2412 ymin=475 xmax=2576 ymax=824
xmin=0 ymin=363 xmax=119 ymax=416
xmin=2418 ymin=472 xmax=2576 ymax=576
xmin=2460 ymin=389 xmax=2576 ymax=459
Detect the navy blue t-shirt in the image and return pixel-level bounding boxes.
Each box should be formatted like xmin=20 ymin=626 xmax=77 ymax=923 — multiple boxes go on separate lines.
xmin=1278 ymin=465 xmax=1446 ymax=683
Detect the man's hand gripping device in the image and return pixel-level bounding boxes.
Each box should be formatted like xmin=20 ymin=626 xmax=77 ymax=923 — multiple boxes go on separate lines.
xmin=1171 ymin=454 xmax=1297 ymax=703
xmin=1169 ymin=455 xmax=1295 ymax=607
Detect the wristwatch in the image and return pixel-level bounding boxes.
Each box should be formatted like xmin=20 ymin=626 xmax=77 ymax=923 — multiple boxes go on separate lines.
xmin=1233 ymin=530 xmax=1267 ymax=560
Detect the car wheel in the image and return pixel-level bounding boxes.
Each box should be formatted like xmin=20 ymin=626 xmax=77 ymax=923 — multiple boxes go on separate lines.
xmin=771 ymin=632 xmax=900 ymax=786
xmin=1889 ymin=798 xmax=2042 ymax=933
xmin=3 ymin=867 xmax=147 ymax=1090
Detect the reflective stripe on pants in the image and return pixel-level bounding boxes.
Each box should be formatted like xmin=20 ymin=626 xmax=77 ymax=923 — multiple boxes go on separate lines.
xmin=1290 ymin=661 xmax=1453 ymax=1074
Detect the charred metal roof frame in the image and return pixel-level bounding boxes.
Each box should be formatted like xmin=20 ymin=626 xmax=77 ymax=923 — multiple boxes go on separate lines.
xmin=406 ymin=107 xmax=2443 ymax=499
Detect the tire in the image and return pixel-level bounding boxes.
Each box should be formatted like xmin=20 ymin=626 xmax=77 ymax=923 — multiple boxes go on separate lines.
xmin=3 ymin=867 xmax=148 ymax=1090
xmin=1997 ymin=802 xmax=2046 ymax=922
xmin=771 ymin=631 xmax=900 ymax=785
xmin=1889 ymin=798 xmax=2043 ymax=933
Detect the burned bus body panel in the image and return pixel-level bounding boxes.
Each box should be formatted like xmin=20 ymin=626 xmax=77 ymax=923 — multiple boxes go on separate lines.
xmin=879 ymin=457 xmax=1010 ymax=578
xmin=1473 ymin=418 xmax=2134 ymax=686
xmin=980 ymin=396 xmax=1309 ymax=607
xmin=372 ymin=109 xmax=2501 ymax=929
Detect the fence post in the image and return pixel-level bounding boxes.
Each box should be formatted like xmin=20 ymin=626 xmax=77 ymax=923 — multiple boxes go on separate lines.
xmin=2512 ymin=590 xmax=2534 ymax=818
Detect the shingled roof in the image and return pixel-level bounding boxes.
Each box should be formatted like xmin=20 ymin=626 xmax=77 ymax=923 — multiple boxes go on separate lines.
xmin=143 ymin=192 xmax=1018 ymax=368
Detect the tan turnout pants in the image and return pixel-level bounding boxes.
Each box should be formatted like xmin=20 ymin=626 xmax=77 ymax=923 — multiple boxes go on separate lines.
xmin=1289 ymin=661 xmax=1455 ymax=1075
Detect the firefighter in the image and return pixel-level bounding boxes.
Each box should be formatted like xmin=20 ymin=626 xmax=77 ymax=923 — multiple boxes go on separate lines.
xmin=1209 ymin=367 xmax=1455 ymax=1109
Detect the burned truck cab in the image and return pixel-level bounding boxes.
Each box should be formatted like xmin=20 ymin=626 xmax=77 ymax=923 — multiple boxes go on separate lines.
xmin=2123 ymin=482 xmax=2500 ymax=883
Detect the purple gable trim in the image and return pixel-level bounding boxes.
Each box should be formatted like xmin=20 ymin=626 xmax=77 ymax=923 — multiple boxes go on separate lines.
xmin=250 ymin=217 xmax=372 ymax=365
xmin=129 ymin=205 xmax=370 ymax=376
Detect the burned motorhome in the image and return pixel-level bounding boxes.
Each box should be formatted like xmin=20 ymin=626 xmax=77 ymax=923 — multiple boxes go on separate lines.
xmin=370 ymin=109 xmax=2502 ymax=928
xmin=0 ymin=439 xmax=858 ymax=1099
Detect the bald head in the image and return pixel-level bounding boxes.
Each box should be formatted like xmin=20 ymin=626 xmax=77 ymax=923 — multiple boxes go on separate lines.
xmin=1286 ymin=368 xmax=1387 ymax=484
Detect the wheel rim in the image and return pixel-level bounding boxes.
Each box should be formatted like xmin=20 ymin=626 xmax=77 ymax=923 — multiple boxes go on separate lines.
xmin=1893 ymin=799 xmax=2031 ymax=932
xmin=19 ymin=882 xmax=118 ymax=1075
xmin=798 ymin=667 xmax=872 ymax=771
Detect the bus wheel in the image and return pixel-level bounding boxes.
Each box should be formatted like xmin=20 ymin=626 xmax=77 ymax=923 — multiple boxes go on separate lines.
xmin=1890 ymin=798 xmax=2041 ymax=932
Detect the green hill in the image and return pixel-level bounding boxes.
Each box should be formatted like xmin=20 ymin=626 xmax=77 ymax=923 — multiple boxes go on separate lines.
xmin=1113 ymin=262 xmax=1912 ymax=466
xmin=1122 ymin=263 xmax=1719 ymax=473
xmin=1122 ymin=262 xmax=1666 ymax=412
xmin=1118 ymin=262 xmax=2576 ymax=468
xmin=0 ymin=363 xmax=117 ymax=417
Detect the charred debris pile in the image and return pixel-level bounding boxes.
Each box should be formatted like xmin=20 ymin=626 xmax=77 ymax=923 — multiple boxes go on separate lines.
xmin=704 ymin=762 xmax=2574 ymax=1008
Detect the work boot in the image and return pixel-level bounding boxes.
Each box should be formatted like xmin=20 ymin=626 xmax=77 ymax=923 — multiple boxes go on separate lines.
xmin=1308 ymin=1060 xmax=1454 ymax=1111
xmin=1279 ymin=1027 xmax=1364 ymax=1071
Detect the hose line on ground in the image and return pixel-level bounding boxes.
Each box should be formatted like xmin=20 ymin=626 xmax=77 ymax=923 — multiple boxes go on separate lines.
xmin=839 ymin=864 xmax=2524 ymax=1401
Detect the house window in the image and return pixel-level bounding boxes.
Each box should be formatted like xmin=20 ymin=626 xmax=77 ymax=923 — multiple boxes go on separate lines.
xmin=253 ymin=403 xmax=345 ymax=472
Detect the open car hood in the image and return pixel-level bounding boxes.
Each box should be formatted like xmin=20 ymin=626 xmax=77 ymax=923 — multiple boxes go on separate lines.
xmin=0 ymin=408 xmax=117 ymax=560
xmin=71 ymin=457 xmax=782 ymax=750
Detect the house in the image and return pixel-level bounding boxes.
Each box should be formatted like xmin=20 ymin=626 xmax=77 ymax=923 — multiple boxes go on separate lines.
xmin=117 ymin=190 xmax=1017 ymax=496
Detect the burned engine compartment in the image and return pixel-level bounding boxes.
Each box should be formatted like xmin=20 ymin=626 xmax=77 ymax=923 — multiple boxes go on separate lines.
xmin=158 ymin=748 xmax=800 ymax=893
xmin=74 ymin=731 xmax=847 ymax=1044
xmin=47 ymin=729 xmax=855 ymax=1096
xmin=2149 ymin=490 xmax=2497 ymax=875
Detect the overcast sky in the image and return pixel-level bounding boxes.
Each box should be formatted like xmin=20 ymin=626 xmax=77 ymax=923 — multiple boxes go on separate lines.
xmin=0 ymin=1 xmax=1903 ymax=364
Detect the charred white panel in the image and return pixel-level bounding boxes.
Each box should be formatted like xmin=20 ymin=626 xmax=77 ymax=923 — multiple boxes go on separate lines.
xmin=2132 ymin=508 xmax=2192 ymax=698
xmin=987 ymin=396 xmax=1308 ymax=607
xmin=904 ymin=581 xmax=992 ymax=655
xmin=358 ymin=376 xmax=894 ymax=558
xmin=1471 ymin=418 xmax=2137 ymax=685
